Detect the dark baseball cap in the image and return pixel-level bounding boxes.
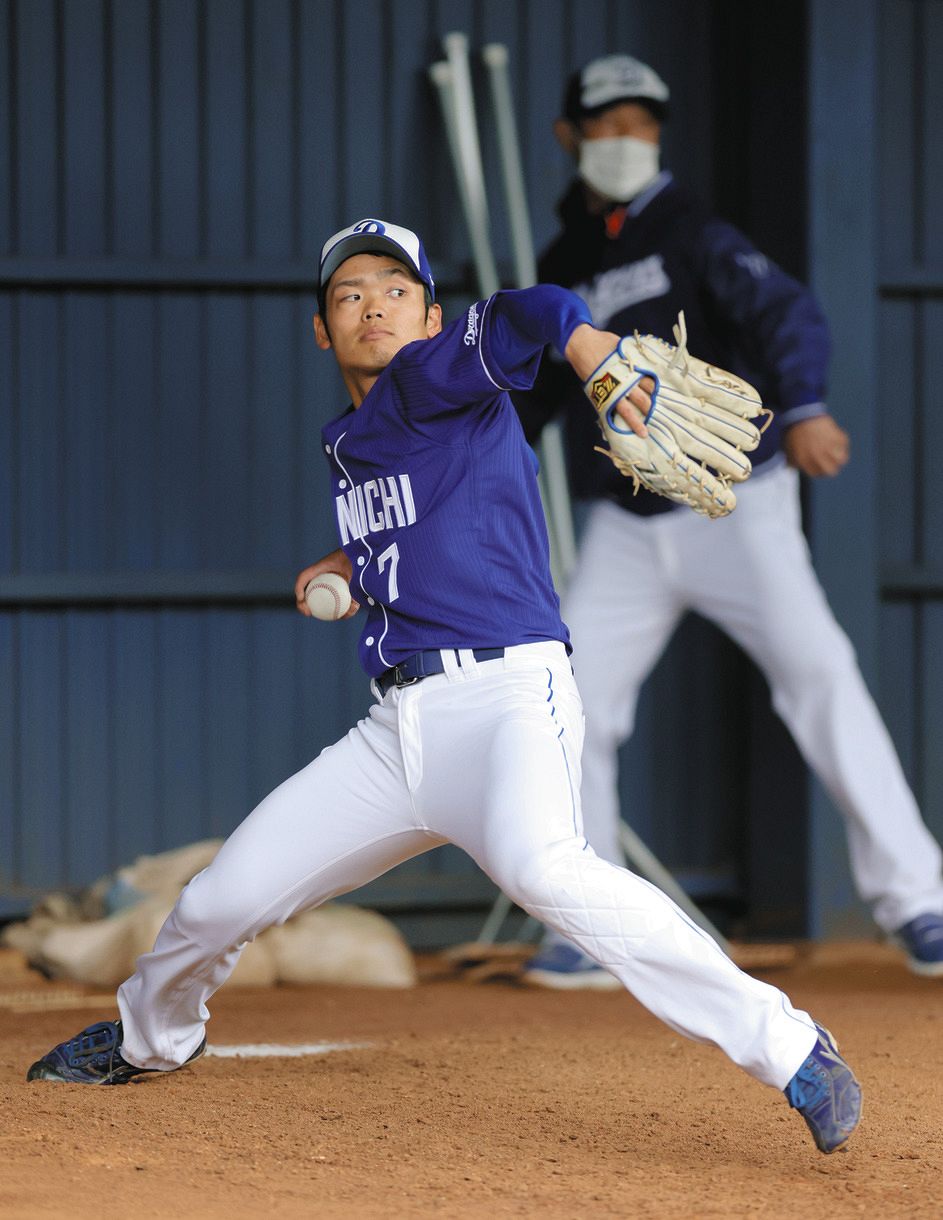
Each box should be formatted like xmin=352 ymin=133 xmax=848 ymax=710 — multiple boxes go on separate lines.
xmin=563 ymin=54 xmax=670 ymax=124
xmin=318 ymin=218 xmax=436 ymax=310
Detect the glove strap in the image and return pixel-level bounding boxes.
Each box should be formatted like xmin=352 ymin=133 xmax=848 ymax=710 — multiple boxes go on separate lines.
xmin=583 ymin=348 xmax=645 ymax=416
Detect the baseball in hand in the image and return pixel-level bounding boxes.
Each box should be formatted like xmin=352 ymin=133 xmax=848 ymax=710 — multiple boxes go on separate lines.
xmin=304 ymin=572 xmax=352 ymax=621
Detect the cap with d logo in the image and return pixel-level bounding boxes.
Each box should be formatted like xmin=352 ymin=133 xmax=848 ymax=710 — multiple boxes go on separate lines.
xmin=318 ymin=219 xmax=436 ymax=309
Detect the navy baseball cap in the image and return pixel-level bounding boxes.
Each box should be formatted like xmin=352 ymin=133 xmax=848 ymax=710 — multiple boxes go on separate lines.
xmin=318 ymin=218 xmax=436 ymax=310
xmin=563 ymin=54 xmax=669 ymax=123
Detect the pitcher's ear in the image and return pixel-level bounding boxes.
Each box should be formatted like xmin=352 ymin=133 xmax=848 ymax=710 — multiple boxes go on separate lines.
xmin=425 ymin=303 xmax=443 ymax=338
xmin=314 ymin=313 xmax=332 ymax=350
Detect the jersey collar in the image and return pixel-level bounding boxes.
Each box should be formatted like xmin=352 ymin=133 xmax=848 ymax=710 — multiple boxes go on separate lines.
xmin=626 ymin=169 xmax=674 ymax=217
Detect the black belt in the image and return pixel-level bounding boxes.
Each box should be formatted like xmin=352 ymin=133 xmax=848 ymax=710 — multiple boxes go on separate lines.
xmin=376 ymin=648 xmax=506 ymax=697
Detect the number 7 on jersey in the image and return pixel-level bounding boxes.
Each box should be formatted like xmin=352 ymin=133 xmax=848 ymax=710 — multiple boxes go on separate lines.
xmin=377 ymin=542 xmax=400 ymax=602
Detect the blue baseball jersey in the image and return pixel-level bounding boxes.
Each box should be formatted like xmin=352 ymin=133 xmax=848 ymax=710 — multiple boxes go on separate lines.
xmin=320 ymin=286 xmax=591 ymax=678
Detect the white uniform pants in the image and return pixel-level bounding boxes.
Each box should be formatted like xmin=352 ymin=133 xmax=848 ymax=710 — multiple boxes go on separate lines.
xmin=564 ymin=463 xmax=943 ymax=932
xmin=118 ymin=641 xmax=815 ymax=1088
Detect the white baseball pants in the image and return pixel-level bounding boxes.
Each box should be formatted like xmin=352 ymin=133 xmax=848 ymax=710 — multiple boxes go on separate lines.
xmin=118 ymin=640 xmax=815 ymax=1088
xmin=565 ymin=462 xmax=943 ymax=933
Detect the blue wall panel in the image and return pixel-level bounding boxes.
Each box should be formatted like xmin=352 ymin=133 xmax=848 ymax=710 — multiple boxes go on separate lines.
xmin=111 ymin=0 xmax=157 ymax=256
xmin=111 ymin=611 xmax=160 ymax=864
xmin=18 ymin=613 xmax=65 ymax=886
xmin=156 ymin=609 xmax=205 ymax=849
xmin=64 ymin=295 xmax=110 ymax=569
xmin=0 ymin=1 xmax=12 ymax=254
xmin=62 ymin=1 xmax=108 ymax=258
xmin=204 ymin=612 xmax=253 ymax=835
xmin=157 ymin=0 xmax=202 ymax=259
xmin=878 ymin=0 xmax=916 ymax=272
xmin=0 ymin=295 xmax=14 ymax=569
xmin=18 ymin=296 xmax=64 ymax=570
xmin=878 ymin=602 xmax=919 ymax=786
xmin=14 ymin=0 xmax=60 ymax=256
xmin=921 ymin=299 xmax=943 ymax=567
xmin=155 ymin=295 xmax=203 ymax=567
xmin=878 ymin=299 xmax=917 ymax=563
xmin=205 ymin=0 xmax=250 ymax=257
xmin=64 ymin=612 xmax=113 ymax=885
xmin=0 ymin=615 xmax=18 ymax=898
xmin=926 ymin=4 xmax=943 ymax=267
xmin=111 ymin=295 xmax=159 ymax=569
xmin=923 ymin=604 xmax=943 ymax=819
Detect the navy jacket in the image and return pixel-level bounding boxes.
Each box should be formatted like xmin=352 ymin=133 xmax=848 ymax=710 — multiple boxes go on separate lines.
xmin=515 ymin=173 xmax=831 ymax=515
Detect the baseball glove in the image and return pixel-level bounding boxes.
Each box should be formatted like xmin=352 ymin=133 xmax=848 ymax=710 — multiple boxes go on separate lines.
xmin=583 ymin=313 xmax=769 ymax=518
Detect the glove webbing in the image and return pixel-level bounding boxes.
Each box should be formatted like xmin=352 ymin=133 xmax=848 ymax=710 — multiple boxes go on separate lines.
xmin=641 ymin=312 xmax=774 ymax=437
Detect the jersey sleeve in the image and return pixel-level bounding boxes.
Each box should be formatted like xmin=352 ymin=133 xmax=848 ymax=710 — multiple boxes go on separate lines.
xmin=695 ymin=219 xmax=830 ymax=424
xmin=511 ymin=350 xmax=582 ymax=445
xmin=390 ymin=286 xmax=591 ymax=426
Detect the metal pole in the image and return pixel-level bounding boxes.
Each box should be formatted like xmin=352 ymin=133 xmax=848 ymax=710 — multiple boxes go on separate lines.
xmin=441 ymin=32 xmax=500 ymax=296
xmin=618 ymin=823 xmax=731 ymax=952
xmin=476 ymin=891 xmax=515 ymax=945
xmin=429 ymin=60 xmax=477 ymax=265
xmin=481 ymin=42 xmax=578 ymax=584
xmin=481 ymin=43 xmax=537 ymax=288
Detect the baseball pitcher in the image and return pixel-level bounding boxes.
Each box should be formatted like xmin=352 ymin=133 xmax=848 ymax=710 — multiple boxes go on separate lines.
xmin=27 ymin=218 xmax=861 ymax=1154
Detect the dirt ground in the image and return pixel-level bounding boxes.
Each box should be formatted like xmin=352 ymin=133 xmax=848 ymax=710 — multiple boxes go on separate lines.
xmin=1 ymin=942 xmax=941 ymax=1220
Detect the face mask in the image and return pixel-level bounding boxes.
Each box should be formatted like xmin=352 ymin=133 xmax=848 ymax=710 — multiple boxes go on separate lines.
xmin=578 ymin=136 xmax=660 ymax=203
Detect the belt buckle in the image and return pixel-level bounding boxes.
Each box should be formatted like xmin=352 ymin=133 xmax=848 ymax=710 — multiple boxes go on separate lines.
xmin=393 ymin=664 xmax=419 ymax=689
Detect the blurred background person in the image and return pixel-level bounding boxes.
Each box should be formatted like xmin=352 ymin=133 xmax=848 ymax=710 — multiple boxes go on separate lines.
xmin=515 ymin=53 xmax=943 ymax=988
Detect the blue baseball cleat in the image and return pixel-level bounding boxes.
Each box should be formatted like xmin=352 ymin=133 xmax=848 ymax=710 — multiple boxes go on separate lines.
xmin=894 ymin=912 xmax=943 ymax=977
xmin=521 ymin=941 xmax=622 ymax=990
xmin=784 ymin=1023 xmax=862 ymax=1153
xmin=26 ymin=1019 xmax=205 ymax=1084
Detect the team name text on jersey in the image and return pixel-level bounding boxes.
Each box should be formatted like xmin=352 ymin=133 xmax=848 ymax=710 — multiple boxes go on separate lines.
xmin=335 ymin=474 xmax=417 ymax=544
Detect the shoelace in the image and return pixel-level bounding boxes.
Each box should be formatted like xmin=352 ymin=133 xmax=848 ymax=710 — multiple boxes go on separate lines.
xmin=786 ymin=1058 xmax=829 ymax=1109
xmin=67 ymin=1022 xmax=118 ymax=1064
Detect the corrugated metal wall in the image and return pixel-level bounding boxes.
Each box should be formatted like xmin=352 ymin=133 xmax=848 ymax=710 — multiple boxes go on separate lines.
xmin=0 ymin=0 xmax=787 ymax=934
xmin=877 ymin=0 xmax=943 ymax=830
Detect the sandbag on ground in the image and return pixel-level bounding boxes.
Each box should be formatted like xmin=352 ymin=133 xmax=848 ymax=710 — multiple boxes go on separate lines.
xmin=2 ymin=840 xmax=416 ymax=989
